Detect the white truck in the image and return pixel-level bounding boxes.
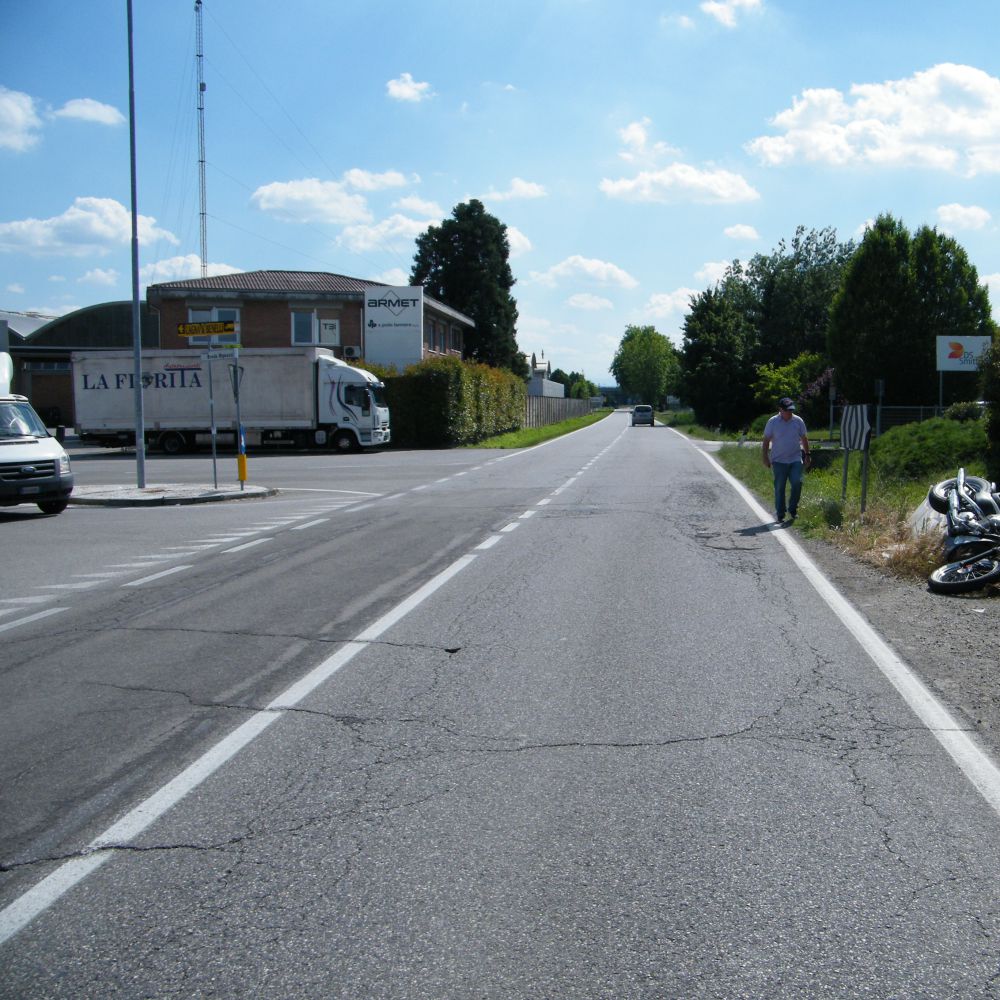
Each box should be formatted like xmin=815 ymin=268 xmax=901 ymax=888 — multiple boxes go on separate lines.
xmin=0 ymin=352 xmax=74 ymax=514
xmin=72 ymin=347 xmax=390 ymax=454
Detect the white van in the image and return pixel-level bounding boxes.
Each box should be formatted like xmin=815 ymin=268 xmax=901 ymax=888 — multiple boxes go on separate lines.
xmin=0 ymin=353 xmax=74 ymax=515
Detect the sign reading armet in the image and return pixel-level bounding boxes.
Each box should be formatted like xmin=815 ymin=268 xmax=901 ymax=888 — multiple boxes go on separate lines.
xmin=177 ymin=321 xmax=236 ymax=336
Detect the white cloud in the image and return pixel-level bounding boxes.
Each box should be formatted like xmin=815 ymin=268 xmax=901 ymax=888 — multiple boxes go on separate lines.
xmin=617 ymin=117 xmax=678 ymax=166
xmin=725 ymin=223 xmax=759 ymax=240
xmin=660 ymin=13 xmax=696 ymax=30
xmin=79 ymin=268 xmax=119 ymax=287
xmin=483 ymin=177 xmax=547 ymax=201
xmin=6 ymin=283 xmax=24 ymax=294
xmin=342 ymin=168 xmax=413 ymax=191
xmin=374 ymin=267 xmax=410 ymax=286
xmin=748 ymin=63 xmax=1000 ymax=176
xmin=0 ymin=197 xmax=178 ymax=256
xmin=338 ymin=214 xmax=428 ymax=253
xmin=386 ymin=72 xmax=434 ymax=103
xmin=530 ymin=255 xmax=638 ymax=288
xmin=567 ymin=293 xmax=614 ymax=311
xmin=695 ymin=261 xmax=731 ymax=284
xmin=600 ymin=163 xmax=760 ymax=203
xmin=52 ymin=98 xmax=125 ymax=126
xmin=251 ymin=178 xmax=372 ymax=225
xmin=0 ymin=86 xmax=43 ymax=151
xmin=701 ymin=0 xmax=762 ymax=28
xmin=642 ymin=289 xmax=698 ymax=319
xmin=506 ymin=225 xmax=532 ymax=258
xmin=937 ymin=203 xmax=991 ymax=231
xmin=394 ymin=195 xmax=443 ymax=218
xmin=139 ymin=254 xmax=241 ymax=286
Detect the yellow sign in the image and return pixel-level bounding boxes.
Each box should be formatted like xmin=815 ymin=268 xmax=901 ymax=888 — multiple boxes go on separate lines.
xmin=177 ymin=321 xmax=236 ymax=336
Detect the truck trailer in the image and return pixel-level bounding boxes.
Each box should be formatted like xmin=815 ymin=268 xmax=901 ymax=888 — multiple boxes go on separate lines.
xmin=72 ymin=347 xmax=390 ymax=453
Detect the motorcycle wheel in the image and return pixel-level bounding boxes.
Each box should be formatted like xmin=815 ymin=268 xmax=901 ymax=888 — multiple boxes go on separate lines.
xmin=928 ymin=557 xmax=1000 ymax=594
xmin=927 ymin=476 xmax=992 ymax=514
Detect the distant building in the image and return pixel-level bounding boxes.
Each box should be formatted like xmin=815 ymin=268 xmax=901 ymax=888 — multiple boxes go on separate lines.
xmin=526 ymin=351 xmax=565 ymax=398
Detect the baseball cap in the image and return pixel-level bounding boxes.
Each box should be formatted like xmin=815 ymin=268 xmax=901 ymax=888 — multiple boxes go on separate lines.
xmin=778 ymin=397 xmax=796 ymax=411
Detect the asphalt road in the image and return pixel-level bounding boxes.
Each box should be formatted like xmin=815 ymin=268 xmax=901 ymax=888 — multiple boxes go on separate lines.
xmin=4 ymin=414 xmax=1000 ymax=998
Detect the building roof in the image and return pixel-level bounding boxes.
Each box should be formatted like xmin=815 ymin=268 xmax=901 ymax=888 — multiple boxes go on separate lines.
xmin=149 ymin=270 xmax=386 ymax=296
xmin=1 ymin=309 xmax=59 ymax=342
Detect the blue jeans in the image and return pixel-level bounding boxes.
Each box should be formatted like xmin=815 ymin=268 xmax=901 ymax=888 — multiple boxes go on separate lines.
xmin=772 ymin=461 xmax=803 ymax=518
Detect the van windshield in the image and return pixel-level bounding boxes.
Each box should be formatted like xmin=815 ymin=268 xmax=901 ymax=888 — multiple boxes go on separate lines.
xmin=0 ymin=401 xmax=47 ymax=438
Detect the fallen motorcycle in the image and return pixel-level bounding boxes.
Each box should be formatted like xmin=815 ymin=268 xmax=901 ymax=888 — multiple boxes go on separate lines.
xmin=927 ymin=468 xmax=1000 ymax=594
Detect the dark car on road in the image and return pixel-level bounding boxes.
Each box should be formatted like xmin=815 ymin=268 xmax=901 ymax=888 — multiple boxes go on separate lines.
xmin=631 ymin=404 xmax=654 ymax=426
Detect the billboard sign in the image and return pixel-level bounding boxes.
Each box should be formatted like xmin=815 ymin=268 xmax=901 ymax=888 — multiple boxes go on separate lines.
xmin=936 ymin=336 xmax=992 ymax=372
xmin=363 ymin=286 xmax=424 ymax=370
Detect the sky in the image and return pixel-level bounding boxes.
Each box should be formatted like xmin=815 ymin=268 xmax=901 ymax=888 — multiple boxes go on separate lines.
xmin=4 ymin=0 xmax=1000 ymax=385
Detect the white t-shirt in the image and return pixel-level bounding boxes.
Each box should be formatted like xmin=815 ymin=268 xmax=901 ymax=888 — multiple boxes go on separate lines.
xmin=764 ymin=412 xmax=807 ymax=463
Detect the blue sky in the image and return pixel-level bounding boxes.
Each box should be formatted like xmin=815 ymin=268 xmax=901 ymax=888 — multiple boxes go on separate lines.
xmin=4 ymin=0 xmax=1000 ymax=384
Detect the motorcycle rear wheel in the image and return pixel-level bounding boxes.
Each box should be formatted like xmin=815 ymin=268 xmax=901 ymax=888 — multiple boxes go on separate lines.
xmin=927 ymin=476 xmax=992 ymax=514
xmin=928 ymin=557 xmax=1000 ymax=594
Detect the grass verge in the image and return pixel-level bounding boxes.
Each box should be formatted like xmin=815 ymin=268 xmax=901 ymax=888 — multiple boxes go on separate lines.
xmin=470 ymin=409 xmax=613 ymax=449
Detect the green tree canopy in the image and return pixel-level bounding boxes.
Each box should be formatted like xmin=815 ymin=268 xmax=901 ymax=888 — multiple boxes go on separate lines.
xmin=828 ymin=213 xmax=995 ymax=404
xmin=410 ymin=199 xmax=524 ymax=375
xmin=610 ymin=325 xmax=679 ymax=406
xmin=680 ymin=283 xmax=757 ymax=429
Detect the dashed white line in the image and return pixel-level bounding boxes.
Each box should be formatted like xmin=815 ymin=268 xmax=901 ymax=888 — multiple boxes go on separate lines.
xmin=0 ymin=608 xmax=67 ymax=633
xmin=291 ymin=519 xmax=329 ymax=531
xmin=122 ymin=565 xmax=193 ymax=587
xmin=222 ymin=538 xmax=273 ymax=554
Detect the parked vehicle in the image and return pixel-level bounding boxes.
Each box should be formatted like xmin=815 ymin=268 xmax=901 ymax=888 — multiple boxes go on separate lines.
xmin=72 ymin=347 xmax=390 ymax=453
xmin=0 ymin=352 xmax=74 ymax=514
xmin=631 ymin=404 xmax=654 ymax=426
xmin=927 ymin=468 xmax=1000 ymax=593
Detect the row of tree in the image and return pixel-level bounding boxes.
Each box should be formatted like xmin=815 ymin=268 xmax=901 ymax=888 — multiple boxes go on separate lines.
xmin=613 ymin=215 xmax=997 ymax=430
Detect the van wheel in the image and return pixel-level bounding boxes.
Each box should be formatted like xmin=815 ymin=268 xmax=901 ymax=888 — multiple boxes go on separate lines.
xmin=332 ymin=430 xmax=357 ymax=452
xmin=38 ymin=500 xmax=68 ymax=515
xmin=158 ymin=431 xmax=187 ymax=455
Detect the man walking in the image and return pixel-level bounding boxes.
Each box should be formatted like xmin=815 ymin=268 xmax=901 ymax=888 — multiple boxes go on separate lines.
xmin=762 ymin=397 xmax=811 ymax=522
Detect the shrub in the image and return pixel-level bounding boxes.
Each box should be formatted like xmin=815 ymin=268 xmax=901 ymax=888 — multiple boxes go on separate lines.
xmin=943 ymin=400 xmax=985 ymax=422
xmin=870 ymin=416 xmax=987 ymax=480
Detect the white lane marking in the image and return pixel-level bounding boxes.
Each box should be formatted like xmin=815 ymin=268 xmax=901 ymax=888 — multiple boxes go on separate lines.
xmin=500 ymin=523 xmax=520 ymax=533
xmin=122 ymin=565 xmax=192 ymax=588
xmin=0 ymin=608 xmax=67 ymax=634
xmin=222 ymin=538 xmax=273 ymax=554
xmin=38 ymin=583 xmax=103 ymax=591
xmin=519 ymin=510 xmax=536 ymax=520
xmin=291 ymin=519 xmax=329 ymax=531
xmin=281 ymin=487 xmax=381 ymax=496
xmin=476 ymin=536 xmax=502 ymax=550
xmin=411 ymin=484 xmax=429 ymax=491
xmin=0 ymin=596 xmax=54 ymax=605
xmin=537 ymin=498 xmax=552 ymax=506
xmin=0 ymin=552 xmax=479 ymax=946
xmin=73 ymin=573 xmax=127 ymax=579
xmin=690 ymin=436 xmax=1000 ymax=821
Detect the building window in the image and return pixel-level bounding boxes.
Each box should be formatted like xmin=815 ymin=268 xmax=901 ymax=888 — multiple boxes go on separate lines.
xmin=292 ymin=310 xmax=339 ymax=346
xmin=187 ymin=307 xmax=239 ymax=346
xmin=451 ymin=325 xmax=461 ymax=352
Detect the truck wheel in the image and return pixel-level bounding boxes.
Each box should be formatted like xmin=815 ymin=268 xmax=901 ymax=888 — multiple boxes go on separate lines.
xmin=38 ymin=500 xmax=69 ymax=515
xmin=158 ymin=431 xmax=187 ymax=455
xmin=332 ymin=430 xmax=357 ymax=452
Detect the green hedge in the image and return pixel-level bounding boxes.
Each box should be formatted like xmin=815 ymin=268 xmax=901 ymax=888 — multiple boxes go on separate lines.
xmin=381 ymin=356 xmax=526 ymax=448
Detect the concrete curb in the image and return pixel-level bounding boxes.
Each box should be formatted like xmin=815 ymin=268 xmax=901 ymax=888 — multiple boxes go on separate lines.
xmin=69 ymin=484 xmax=277 ymax=507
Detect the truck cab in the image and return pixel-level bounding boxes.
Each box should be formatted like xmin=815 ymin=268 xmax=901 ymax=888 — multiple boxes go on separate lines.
xmin=0 ymin=354 xmax=74 ymax=514
xmin=317 ymin=355 xmax=391 ymax=451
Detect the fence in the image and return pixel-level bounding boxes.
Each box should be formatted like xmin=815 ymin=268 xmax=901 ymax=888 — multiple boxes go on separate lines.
xmin=523 ymin=395 xmax=592 ymax=429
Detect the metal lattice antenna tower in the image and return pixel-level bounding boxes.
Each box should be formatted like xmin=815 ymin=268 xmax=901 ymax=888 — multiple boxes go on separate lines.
xmin=195 ymin=0 xmax=208 ymax=278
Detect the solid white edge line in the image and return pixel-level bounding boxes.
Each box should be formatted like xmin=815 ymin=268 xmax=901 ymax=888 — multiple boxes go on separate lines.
xmin=685 ymin=433 xmax=1000 ymax=818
